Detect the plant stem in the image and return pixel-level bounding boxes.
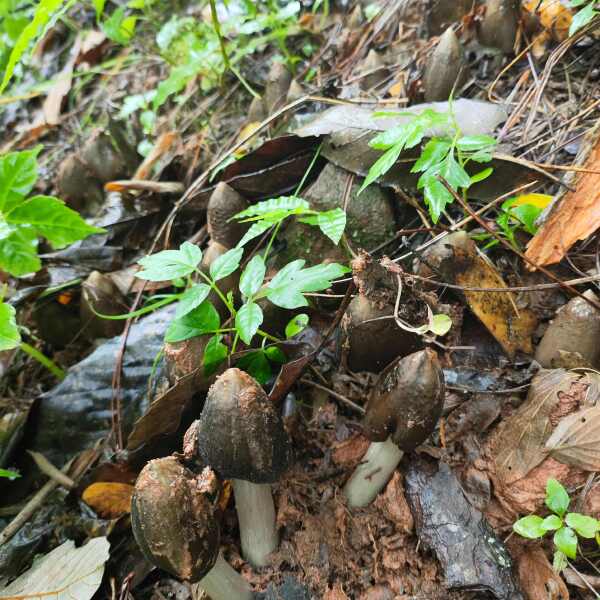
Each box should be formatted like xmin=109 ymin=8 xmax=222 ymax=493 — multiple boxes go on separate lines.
xmin=20 ymin=342 xmax=65 ymax=380
xmin=196 ymin=269 xmax=236 ymax=315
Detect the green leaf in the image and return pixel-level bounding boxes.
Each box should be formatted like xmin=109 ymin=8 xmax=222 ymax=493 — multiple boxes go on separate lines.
xmin=236 ymin=220 xmax=273 ymax=248
xmin=0 ymin=468 xmax=20 ymax=480
xmin=265 ymin=345 xmax=286 ymax=363
xmin=264 ymin=260 xmax=350 ymax=309
xmin=235 ymin=301 xmax=263 ymax=345
xmin=285 ymin=313 xmax=309 ymax=338
xmin=429 ymin=313 xmax=452 ymax=336
xmin=359 ymin=142 xmax=404 ymax=193
xmin=0 ymin=225 xmax=40 ymax=276
xmin=0 ymin=0 xmax=66 ymax=93
xmin=93 ymin=0 xmax=106 ymax=19
xmin=565 ymin=513 xmax=600 ymax=539
xmin=441 ymin=152 xmax=471 ymax=190
xmin=175 ymin=283 xmax=211 ymax=319
xmin=239 ymin=254 xmax=266 ymax=298
xmin=510 ymin=204 xmax=543 ymax=235
xmin=209 ymin=247 xmax=243 ymax=282
xmin=103 ymin=6 xmax=137 ymax=45
xmin=422 ymin=176 xmax=454 ymax=224
xmin=541 ymin=515 xmax=563 ymax=532
xmin=513 ymin=515 xmax=547 ymax=539
xmin=553 ymin=550 xmax=567 ymax=573
xmin=0 ymin=301 xmax=21 ymax=351
xmin=233 ymin=196 xmax=309 ymax=221
xmin=236 ymin=350 xmax=271 ymax=384
xmin=411 ymin=138 xmax=451 ymax=173
xmin=554 ymin=526 xmax=577 ymax=559
xmin=298 ymin=208 xmax=347 ymax=245
xmin=203 ymin=334 xmax=228 ymax=376
xmin=570 ymin=2 xmax=597 ymax=35
xmin=546 ymin=479 xmax=570 ymax=517
xmin=456 ymin=135 xmax=497 ymax=152
xmin=164 ymin=301 xmax=220 ymax=343
xmin=7 ymin=196 xmax=105 ymax=249
xmin=0 ymin=148 xmax=40 ymax=212
xmin=137 ymin=241 xmax=202 ymax=281
xmin=470 ymin=167 xmax=494 ymax=185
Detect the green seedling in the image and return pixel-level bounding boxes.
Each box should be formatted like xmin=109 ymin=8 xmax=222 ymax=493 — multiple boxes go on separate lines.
xmin=360 ymin=106 xmax=497 ymax=224
xmin=0 ymin=148 xmax=104 ymax=378
xmin=569 ymin=0 xmax=599 ymax=35
xmin=0 ymin=467 xmax=20 ymax=479
xmin=513 ymin=478 xmax=600 ymax=572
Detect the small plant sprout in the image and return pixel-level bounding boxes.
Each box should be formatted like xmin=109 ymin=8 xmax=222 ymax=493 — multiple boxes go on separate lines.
xmin=569 ymin=0 xmax=599 ymax=35
xmin=360 ymin=105 xmax=497 ymax=224
xmin=132 ymin=194 xmax=349 ymax=381
xmin=513 ymin=478 xmax=600 ymax=572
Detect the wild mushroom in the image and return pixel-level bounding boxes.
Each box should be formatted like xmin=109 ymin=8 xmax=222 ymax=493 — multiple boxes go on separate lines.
xmin=193 ymin=367 xmax=292 ymax=567
xmin=131 ymin=456 xmax=252 ymax=600
xmin=343 ymin=349 xmax=445 ymax=508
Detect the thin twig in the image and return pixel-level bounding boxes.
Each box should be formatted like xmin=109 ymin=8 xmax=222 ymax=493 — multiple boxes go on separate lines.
xmin=300 ymin=377 xmax=365 ymax=414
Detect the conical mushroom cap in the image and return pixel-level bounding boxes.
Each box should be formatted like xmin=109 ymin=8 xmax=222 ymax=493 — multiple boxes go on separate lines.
xmin=363 ymin=349 xmax=445 ymax=450
xmin=197 ymin=368 xmax=292 ymax=483
xmin=131 ymin=457 xmax=220 ymax=582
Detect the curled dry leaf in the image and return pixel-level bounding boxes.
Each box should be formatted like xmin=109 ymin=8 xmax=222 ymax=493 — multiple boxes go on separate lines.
xmin=82 ymin=482 xmax=134 ymax=519
xmin=418 ymin=231 xmax=537 ymax=357
xmin=545 ymin=404 xmax=600 ymax=471
xmin=516 ymin=545 xmax=569 ymax=600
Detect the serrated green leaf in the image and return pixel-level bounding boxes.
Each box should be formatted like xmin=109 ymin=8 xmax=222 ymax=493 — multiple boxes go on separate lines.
xmin=422 ymin=177 xmax=454 ymax=224
xmin=298 ymin=208 xmax=347 ymax=245
xmin=285 ymin=313 xmax=309 ymax=338
xmin=233 ymin=196 xmax=309 ymax=220
xmin=553 ymin=550 xmax=567 ymax=573
xmin=360 ymin=142 xmax=404 ymax=193
xmin=210 ymin=247 xmax=243 ymax=282
xmin=456 ymin=135 xmax=497 ymax=152
xmin=541 ymin=515 xmax=563 ymax=531
xmin=239 ymin=254 xmax=266 ymax=298
xmin=236 ymin=220 xmax=273 ymax=248
xmin=0 ymin=224 xmax=40 ymax=276
xmin=411 ymin=139 xmax=451 ymax=173
xmin=554 ymin=526 xmax=577 ymax=559
xmin=513 ymin=515 xmax=546 ymax=539
xmin=137 ymin=241 xmax=202 ymax=281
xmin=264 ymin=260 xmax=350 ymax=309
xmin=164 ymin=301 xmax=220 ymax=343
xmin=470 ymin=167 xmax=493 ymax=185
xmin=565 ymin=513 xmax=600 ymax=539
xmin=235 ymin=301 xmax=263 ymax=345
xmin=7 ymin=196 xmax=105 ymax=249
xmin=441 ymin=153 xmax=471 ymax=190
xmin=203 ymin=334 xmax=228 ymax=376
xmin=265 ymin=345 xmax=286 ymax=363
xmin=175 ymin=283 xmax=211 ymax=319
xmin=236 ymin=350 xmax=271 ymax=384
xmin=0 ymin=301 xmax=21 ymax=351
xmin=546 ymin=479 xmax=570 ymax=517
xmin=0 ymin=148 xmax=40 ymax=212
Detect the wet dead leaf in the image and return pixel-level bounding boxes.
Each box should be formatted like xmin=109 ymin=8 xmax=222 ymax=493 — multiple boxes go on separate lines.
xmin=545 ymin=404 xmax=600 ymax=471
xmin=0 ymin=538 xmax=110 ymax=600
xmin=82 ymin=482 xmax=134 ymax=518
xmin=331 ymin=434 xmax=370 ymax=467
xmin=324 ymin=583 xmax=350 ymax=600
xmin=419 ymin=231 xmax=537 ymax=357
xmin=526 ymin=122 xmax=600 ymax=268
xmin=517 ymin=545 xmax=569 ymax=600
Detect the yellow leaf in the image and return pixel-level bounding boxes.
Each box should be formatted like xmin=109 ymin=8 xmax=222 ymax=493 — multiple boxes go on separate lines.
xmin=82 ymin=482 xmax=133 ymax=519
xmin=511 ymin=193 xmax=553 ymax=209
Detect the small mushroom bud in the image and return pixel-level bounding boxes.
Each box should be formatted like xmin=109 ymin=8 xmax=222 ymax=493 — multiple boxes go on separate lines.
xmin=360 ymin=49 xmax=387 ymax=91
xmin=207 ymin=183 xmax=249 ymax=249
xmin=423 ymin=27 xmax=467 ymax=102
xmin=427 ymin=0 xmax=471 ymax=36
xmin=194 ymin=368 xmax=292 ymax=567
xmin=131 ymin=457 xmax=252 ymax=599
xmin=478 ymin=0 xmax=519 ymax=54
xmin=80 ymin=271 xmax=126 ymax=340
xmin=264 ymin=62 xmax=292 ymax=114
xmin=343 ymin=349 xmax=444 ymax=508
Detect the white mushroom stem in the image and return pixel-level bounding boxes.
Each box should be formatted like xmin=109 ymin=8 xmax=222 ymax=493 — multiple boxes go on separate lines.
xmin=232 ymin=479 xmax=278 ymax=568
xmin=198 ymin=552 xmax=253 ymax=600
xmin=343 ymin=437 xmax=403 ymax=508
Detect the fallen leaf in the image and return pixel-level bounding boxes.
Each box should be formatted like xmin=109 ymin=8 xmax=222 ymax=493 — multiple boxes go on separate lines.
xmin=545 ymin=404 xmax=600 ymax=471
xmin=324 ymin=583 xmax=350 ymax=600
xmin=419 ymin=231 xmax=537 ymax=357
xmin=526 ymin=122 xmax=600 ymax=268
xmin=82 ymin=482 xmax=134 ymax=518
xmin=0 ymin=537 xmax=110 ymax=600
xmin=331 ymin=434 xmax=370 ymax=467
xmin=517 ymin=545 xmax=569 ymax=600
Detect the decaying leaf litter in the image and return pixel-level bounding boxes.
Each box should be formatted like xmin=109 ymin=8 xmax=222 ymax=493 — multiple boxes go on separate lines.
xmin=1 ymin=0 xmax=600 ymax=598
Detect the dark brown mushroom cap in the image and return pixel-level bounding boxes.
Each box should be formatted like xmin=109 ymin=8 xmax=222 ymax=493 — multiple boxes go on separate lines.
xmin=196 ymin=368 xmax=292 ymax=484
xmin=363 ymin=349 xmax=445 ymax=450
xmin=131 ymin=457 xmax=220 ymax=582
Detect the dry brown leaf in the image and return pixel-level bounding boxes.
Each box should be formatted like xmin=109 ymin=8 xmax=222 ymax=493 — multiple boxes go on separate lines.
xmin=324 ymin=583 xmax=350 ymax=600
xmin=420 ymin=231 xmax=537 ymax=356
xmin=331 ymin=434 xmax=370 ymax=467
xmin=517 ymin=545 xmax=569 ymax=600
xmin=545 ymin=404 xmax=600 ymax=471
xmin=526 ymin=122 xmax=600 ymax=268
xmin=82 ymin=482 xmax=133 ymax=519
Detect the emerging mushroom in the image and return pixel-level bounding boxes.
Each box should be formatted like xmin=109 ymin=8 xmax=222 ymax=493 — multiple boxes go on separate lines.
xmin=131 ymin=456 xmax=252 ymax=600
xmin=193 ymin=368 xmax=292 ymax=567
xmin=343 ymin=349 xmax=445 ymax=508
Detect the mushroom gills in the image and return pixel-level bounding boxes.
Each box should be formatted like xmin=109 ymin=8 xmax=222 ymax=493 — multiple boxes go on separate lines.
xmin=342 ymin=437 xmax=403 ymax=508
xmin=232 ymin=479 xmax=278 ymax=568
xmin=199 ymin=552 xmax=253 ymax=600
